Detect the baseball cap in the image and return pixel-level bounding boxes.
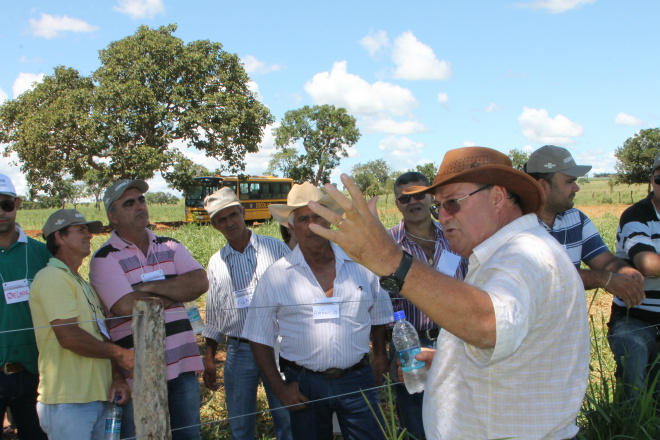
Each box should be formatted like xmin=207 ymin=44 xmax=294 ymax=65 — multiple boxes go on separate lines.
xmin=652 ymin=152 xmax=660 ymax=172
xmin=204 ymin=187 xmax=241 ymax=220
xmin=42 ymin=209 xmax=103 ymax=239
xmin=104 ymin=179 xmax=149 ymax=212
xmin=0 ymin=174 xmax=17 ymax=197
xmin=525 ymin=145 xmax=592 ymax=177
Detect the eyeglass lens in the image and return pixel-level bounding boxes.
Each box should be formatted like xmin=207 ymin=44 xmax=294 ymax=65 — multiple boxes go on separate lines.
xmin=431 ymin=184 xmax=492 ymax=220
xmin=0 ymin=199 xmax=16 ymax=212
xmin=397 ymin=193 xmax=426 ymax=204
xmin=654 ymin=175 xmax=660 ymax=185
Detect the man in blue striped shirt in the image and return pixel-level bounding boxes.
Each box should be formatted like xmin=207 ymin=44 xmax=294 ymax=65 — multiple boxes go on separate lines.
xmin=202 ymin=188 xmax=292 ymax=440
xmin=524 ymin=145 xmax=644 ymax=308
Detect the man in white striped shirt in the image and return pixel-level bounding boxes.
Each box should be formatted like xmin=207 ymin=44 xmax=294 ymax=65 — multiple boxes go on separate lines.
xmin=242 ymin=182 xmax=393 ymax=440
xmin=202 ymin=188 xmax=292 ymax=440
xmin=309 ymin=147 xmax=590 ymax=440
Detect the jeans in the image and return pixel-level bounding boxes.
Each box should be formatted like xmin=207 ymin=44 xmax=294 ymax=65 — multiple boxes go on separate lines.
xmin=36 ymin=400 xmax=109 ymax=440
xmin=121 ymin=371 xmax=201 ymax=440
xmin=607 ymin=314 xmax=660 ymax=405
xmin=224 ymin=338 xmax=291 ymax=440
xmin=388 ymin=336 xmax=434 ymax=440
xmin=0 ymin=370 xmax=47 ymax=440
xmin=283 ymin=363 xmax=386 ymax=440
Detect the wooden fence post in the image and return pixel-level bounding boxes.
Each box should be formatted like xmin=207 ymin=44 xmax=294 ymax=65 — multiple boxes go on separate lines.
xmin=132 ymin=298 xmax=172 ymax=440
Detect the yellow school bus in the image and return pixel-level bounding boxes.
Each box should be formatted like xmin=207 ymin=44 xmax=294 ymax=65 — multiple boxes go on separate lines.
xmin=184 ymin=175 xmax=293 ymax=223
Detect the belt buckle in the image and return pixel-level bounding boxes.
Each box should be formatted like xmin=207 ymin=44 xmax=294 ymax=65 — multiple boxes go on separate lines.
xmin=2 ymin=364 xmax=15 ymax=375
xmin=323 ymin=368 xmax=344 ymax=380
xmin=425 ymin=329 xmax=437 ymax=341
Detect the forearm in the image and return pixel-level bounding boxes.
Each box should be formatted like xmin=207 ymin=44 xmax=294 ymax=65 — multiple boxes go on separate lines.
xmin=134 ymin=269 xmax=208 ymax=302
xmin=205 ymin=338 xmax=218 ymax=365
xmin=250 ymin=342 xmax=286 ymax=392
xmin=53 ymin=320 xmax=127 ymax=363
xmin=578 ymin=268 xmax=610 ymax=291
xmin=110 ymin=291 xmax=175 ymax=317
xmin=370 ymin=325 xmax=387 ymax=359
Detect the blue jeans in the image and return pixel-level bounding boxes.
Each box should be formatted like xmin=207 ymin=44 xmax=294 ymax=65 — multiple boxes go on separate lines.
xmin=0 ymin=370 xmax=47 ymax=440
xmin=121 ymin=371 xmax=201 ymax=440
xmin=36 ymin=400 xmax=109 ymax=440
xmin=225 ymin=338 xmax=291 ymax=440
xmin=283 ymin=363 xmax=386 ymax=440
xmin=608 ymin=314 xmax=660 ymax=405
xmin=388 ymin=336 xmax=434 ymax=440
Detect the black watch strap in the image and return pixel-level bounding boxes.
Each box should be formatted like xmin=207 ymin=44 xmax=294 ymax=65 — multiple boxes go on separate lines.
xmin=379 ymin=251 xmax=413 ymax=293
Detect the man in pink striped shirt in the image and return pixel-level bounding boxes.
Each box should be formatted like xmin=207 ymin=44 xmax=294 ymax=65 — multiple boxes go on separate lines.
xmin=90 ymin=179 xmax=208 ymax=440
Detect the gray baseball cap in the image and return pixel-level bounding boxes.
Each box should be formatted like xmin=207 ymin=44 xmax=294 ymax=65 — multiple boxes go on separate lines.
xmin=525 ymin=145 xmax=592 ymax=177
xmin=42 ymin=209 xmax=103 ymax=239
xmin=0 ymin=174 xmax=16 ymax=197
xmin=204 ymin=187 xmax=241 ymax=220
xmin=104 ymin=179 xmax=149 ymax=212
xmin=652 ymin=152 xmax=660 ymax=172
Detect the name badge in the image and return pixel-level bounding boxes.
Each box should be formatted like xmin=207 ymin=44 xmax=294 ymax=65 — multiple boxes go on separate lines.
xmin=141 ymin=270 xmax=165 ymax=283
xmin=96 ymin=316 xmax=111 ymax=339
xmin=233 ymin=286 xmax=255 ymax=309
xmin=313 ymin=297 xmax=340 ymax=320
xmin=3 ymin=279 xmax=30 ymax=304
xmin=436 ymin=251 xmax=461 ymax=276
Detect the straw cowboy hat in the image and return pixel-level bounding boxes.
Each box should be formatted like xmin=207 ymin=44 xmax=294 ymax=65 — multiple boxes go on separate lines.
xmin=269 ymin=182 xmax=343 ymax=226
xmin=406 ymin=147 xmax=545 ymax=215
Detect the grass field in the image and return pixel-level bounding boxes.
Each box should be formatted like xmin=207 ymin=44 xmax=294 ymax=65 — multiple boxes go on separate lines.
xmin=14 ymin=179 xmax=657 ymax=438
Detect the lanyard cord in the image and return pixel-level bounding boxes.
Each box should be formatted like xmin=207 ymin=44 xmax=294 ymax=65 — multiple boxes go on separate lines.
xmin=225 ymin=237 xmax=260 ymax=291
xmin=0 ymin=243 xmax=28 ymax=284
xmin=73 ymin=272 xmax=106 ymax=320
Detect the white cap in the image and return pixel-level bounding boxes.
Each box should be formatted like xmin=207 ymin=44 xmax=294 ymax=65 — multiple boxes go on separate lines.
xmin=0 ymin=174 xmax=17 ymax=197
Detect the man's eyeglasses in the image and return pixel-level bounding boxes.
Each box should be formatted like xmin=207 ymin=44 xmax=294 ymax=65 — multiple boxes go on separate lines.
xmin=431 ymin=185 xmax=492 ymax=219
xmin=0 ymin=199 xmax=16 ymax=213
xmin=654 ymin=175 xmax=660 ymax=185
xmin=397 ymin=193 xmax=427 ymax=204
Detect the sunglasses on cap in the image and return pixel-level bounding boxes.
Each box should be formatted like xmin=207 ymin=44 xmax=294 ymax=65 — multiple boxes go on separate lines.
xmin=0 ymin=199 xmax=16 ymax=213
xmin=397 ymin=193 xmax=427 ymax=204
xmin=431 ymin=185 xmax=492 ymax=219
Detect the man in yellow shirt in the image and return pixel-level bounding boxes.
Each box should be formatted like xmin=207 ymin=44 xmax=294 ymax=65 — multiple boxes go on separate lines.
xmin=29 ymin=209 xmax=133 ymax=439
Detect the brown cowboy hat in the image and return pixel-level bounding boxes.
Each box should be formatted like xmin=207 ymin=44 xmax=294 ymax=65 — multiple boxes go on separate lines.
xmin=405 ymin=147 xmax=545 ymax=215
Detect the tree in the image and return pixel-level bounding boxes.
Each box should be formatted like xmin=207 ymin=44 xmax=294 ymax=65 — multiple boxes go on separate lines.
xmin=0 ymin=24 xmax=273 ymax=197
xmin=507 ymin=149 xmax=530 ymax=171
xmin=272 ymin=105 xmax=360 ymax=186
xmin=614 ymin=128 xmax=660 ymax=188
xmin=83 ymin=169 xmax=114 ymax=210
xmin=415 ymin=162 xmax=438 ymax=184
xmin=163 ymin=156 xmax=211 ymax=194
xmin=351 ymin=159 xmax=392 ymax=192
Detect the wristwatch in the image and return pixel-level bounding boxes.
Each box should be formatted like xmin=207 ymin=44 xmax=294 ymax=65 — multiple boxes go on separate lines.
xmin=379 ymin=251 xmax=413 ymax=293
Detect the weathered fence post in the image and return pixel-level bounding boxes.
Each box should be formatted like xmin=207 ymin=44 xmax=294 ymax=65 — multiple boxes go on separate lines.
xmin=132 ymin=298 xmax=172 ymax=439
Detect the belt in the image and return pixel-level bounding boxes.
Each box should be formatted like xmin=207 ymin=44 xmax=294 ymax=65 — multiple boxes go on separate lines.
xmin=0 ymin=363 xmax=25 ymax=375
xmin=280 ymin=354 xmax=370 ymax=380
xmin=228 ymin=336 xmax=251 ymax=344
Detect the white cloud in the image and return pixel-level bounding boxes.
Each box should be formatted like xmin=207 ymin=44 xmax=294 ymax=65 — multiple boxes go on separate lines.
xmin=363 ymin=118 xmax=428 ymax=135
xmin=515 ymin=0 xmax=596 ymax=14
xmin=29 ymin=13 xmax=98 ymax=39
xmin=614 ymin=112 xmax=643 ymax=127
xmin=13 ymin=73 xmax=44 ymax=98
xmin=345 ymin=146 xmax=361 ymax=159
xmin=485 ymin=103 xmax=502 ymax=112
xmin=0 ymin=88 xmax=7 ymax=103
xmin=378 ymin=136 xmax=426 ymax=169
xmin=247 ymin=81 xmax=261 ymax=98
xmin=523 ymin=145 xmax=534 ymax=153
xmin=391 ymin=31 xmax=451 ymax=81
xmin=359 ymin=30 xmax=389 ymax=58
xmin=462 ymin=141 xmax=477 ymax=147
xmin=575 ymin=149 xmax=616 ymax=174
xmin=518 ymin=107 xmax=584 ymax=146
xmin=113 ymin=0 xmax=165 ymax=19
xmin=305 ymin=61 xmax=418 ymax=118
xmin=242 ymin=55 xmax=285 ymax=74
xmin=437 ymin=93 xmax=449 ymax=105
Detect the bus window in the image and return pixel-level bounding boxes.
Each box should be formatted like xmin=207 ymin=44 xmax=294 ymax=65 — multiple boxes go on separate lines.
xmin=282 ymin=182 xmax=291 ymax=195
xmin=272 ymin=182 xmax=281 ymax=198
xmin=250 ymin=183 xmax=261 ymax=199
xmin=239 ymin=182 xmax=249 ymax=200
xmin=260 ymin=183 xmax=271 ymax=199
xmin=225 ymin=181 xmax=238 ymax=195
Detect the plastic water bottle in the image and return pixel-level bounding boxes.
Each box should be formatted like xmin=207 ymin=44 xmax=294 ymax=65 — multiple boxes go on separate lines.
xmin=392 ymin=311 xmax=428 ymax=394
xmin=104 ymin=395 xmax=122 ymax=440
xmin=184 ymin=301 xmax=205 ymax=334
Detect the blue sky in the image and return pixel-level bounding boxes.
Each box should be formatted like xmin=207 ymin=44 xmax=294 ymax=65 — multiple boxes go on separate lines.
xmin=1 ymin=0 xmax=658 ymax=196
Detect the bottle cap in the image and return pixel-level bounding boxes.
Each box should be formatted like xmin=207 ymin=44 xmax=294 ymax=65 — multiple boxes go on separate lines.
xmin=393 ymin=310 xmax=406 ymax=321
xmin=114 ymin=395 xmax=120 ymax=403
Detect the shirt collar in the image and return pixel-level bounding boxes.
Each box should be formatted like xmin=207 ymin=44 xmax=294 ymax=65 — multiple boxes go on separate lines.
xmin=392 ymin=219 xmax=444 ymax=245
xmin=15 ymin=225 xmax=27 ymax=244
xmin=47 ymin=257 xmax=74 ymax=275
xmin=286 ymin=241 xmax=349 ymax=269
xmin=470 ymin=214 xmax=539 ymax=267
xmin=108 ymin=228 xmax=156 ymax=249
xmin=221 ymin=230 xmax=257 ymax=259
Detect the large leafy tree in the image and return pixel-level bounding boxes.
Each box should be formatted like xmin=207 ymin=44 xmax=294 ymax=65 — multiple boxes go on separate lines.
xmin=614 ymin=128 xmax=660 ymax=188
xmin=272 ymin=105 xmax=360 ymax=185
xmin=0 ymin=24 xmax=273 ymax=196
xmin=350 ymin=159 xmax=392 ymax=193
xmin=507 ymin=149 xmax=530 ymax=171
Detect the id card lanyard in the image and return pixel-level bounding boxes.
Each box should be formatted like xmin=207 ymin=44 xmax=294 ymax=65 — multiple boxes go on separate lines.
xmin=1 ymin=244 xmax=30 ymax=304
xmin=74 ymin=273 xmax=111 ymax=340
xmin=119 ymin=236 xmax=165 ymax=283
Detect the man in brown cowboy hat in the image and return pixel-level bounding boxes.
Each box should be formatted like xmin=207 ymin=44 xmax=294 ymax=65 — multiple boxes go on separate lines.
xmin=308 ymin=147 xmax=590 ymax=440
xmin=242 ymin=182 xmax=393 ymax=440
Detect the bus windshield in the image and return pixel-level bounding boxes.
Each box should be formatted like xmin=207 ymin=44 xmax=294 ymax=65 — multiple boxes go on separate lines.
xmin=185 ymin=177 xmax=222 ymax=207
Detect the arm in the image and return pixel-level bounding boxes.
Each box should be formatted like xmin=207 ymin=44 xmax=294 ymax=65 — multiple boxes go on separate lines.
xmin=250 ymin=342 xmax=309 ymax=411
xmin=203 ymin=338 xmax=219 ymax=391
xmin=109 ymin=361 xmax=131 ymax=404
xmin=370 ymin=324 xmax=388 ymax=385
xmin=111 ymin=269 xmax=208 ymax=316
xmin=308 ymin=175 xmax=496 ymax=348
xmin=582 ymin=251 xmax=645 ymax=308
xmin=51 ymin=318 xmax=134 ymax=375
xmin=633 ymin=251 xmax=660 ymax=278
